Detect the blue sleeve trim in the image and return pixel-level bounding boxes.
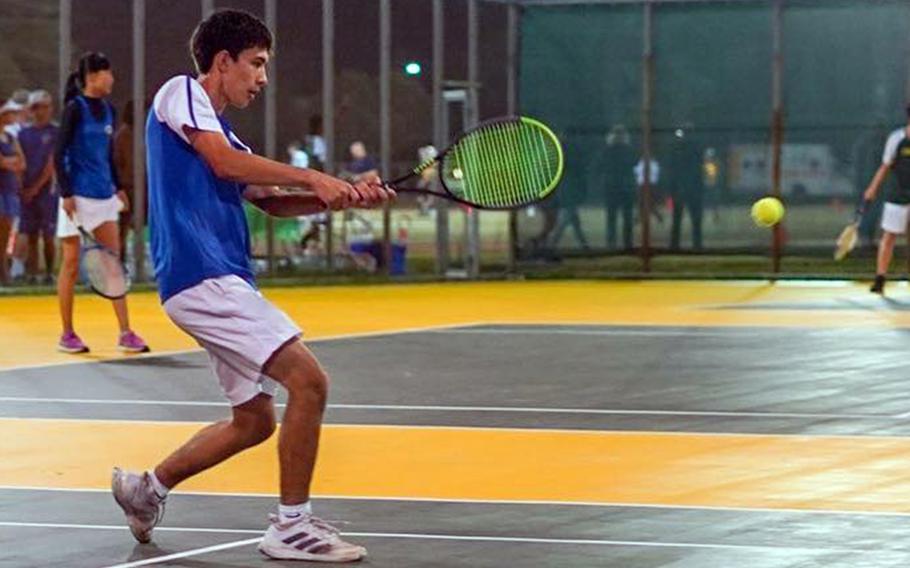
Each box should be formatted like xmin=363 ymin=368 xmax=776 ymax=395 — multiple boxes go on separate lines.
xmin=186 ymin=76 xmax=198 ymax=129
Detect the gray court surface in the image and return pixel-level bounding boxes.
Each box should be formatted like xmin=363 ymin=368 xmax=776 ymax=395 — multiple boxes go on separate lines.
xmin=3 ymin=324 xmax=910 ymax=567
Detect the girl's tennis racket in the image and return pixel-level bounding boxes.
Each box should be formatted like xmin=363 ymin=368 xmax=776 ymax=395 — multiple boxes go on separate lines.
xmin=78 ymin=226 xmax=130 ymax=299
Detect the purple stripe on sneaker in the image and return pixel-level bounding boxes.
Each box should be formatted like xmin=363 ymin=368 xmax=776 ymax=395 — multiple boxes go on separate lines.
xmin=295 ymin=537 xmax=322 ymax=550
xmin=308 ymin=543 xmax=333 ymax=555
xmin=283 ymin=531 xmax=308 ymax=545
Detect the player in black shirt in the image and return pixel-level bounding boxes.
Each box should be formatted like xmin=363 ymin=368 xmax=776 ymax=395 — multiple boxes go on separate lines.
xmin=863 ymin=105 xmax=910 ymax=294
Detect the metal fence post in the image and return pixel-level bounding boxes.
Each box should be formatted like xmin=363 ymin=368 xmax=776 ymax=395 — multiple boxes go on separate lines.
xmin=132 ymin=0 xmax=146 ymax=281
xmin=265 ymin=0 xmax=277 ymax=276
xmin=323 ymin=0 xmax=335 ymax=270
xmin=381 ymin=0 xmax=392 ymax=276
xmin=771 ymin=0 xmax=784 ymax=274
xmin=506 ymin=2 xmax=520 ymax=274
xmin=640 ymin=0 xmax=654 ymax=273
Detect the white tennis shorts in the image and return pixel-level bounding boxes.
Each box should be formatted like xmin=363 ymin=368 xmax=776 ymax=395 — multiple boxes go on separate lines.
xmin=881 ymin=202 xmax=910 ymax=235
xmin=163 ymin=274 xmax=302 ymax=407
xmin=57 ymin=195 xmax=124 ymax=238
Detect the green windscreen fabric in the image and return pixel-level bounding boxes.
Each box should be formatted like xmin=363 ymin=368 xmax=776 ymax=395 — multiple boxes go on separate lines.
xmin=518 ymin=4 xmax=642 ymax=254
xmin=517 ymin=0 xmax=910 ymax=258
xmin=651 ymin=1 xmax=771 ymax=251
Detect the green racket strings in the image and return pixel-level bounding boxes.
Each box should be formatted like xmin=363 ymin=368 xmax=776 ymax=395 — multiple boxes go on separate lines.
xmin=442 ymin=117 xmax=564 ymax=208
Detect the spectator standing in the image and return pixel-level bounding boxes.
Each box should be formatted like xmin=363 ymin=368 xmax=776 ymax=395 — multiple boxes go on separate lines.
xmin=0 ymin=100 xmax=25 ymax=285
xmin=18 ymin=90 xmax=59 ymax=284
xmin=55 ymin=52 xmax=149 ymax=353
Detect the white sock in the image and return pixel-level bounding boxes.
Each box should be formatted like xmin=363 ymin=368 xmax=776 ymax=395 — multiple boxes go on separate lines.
xmin=147 ymin=471 xmax=169 ymax=500
xmin=279 ymin=501 xmax=312 ymax=523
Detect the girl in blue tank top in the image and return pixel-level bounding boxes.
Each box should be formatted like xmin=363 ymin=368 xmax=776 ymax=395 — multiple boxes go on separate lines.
xmin=0 ymin=100 xmax=25 ymax=285
xmin=54 ymin=52 xmax=148 ymax=353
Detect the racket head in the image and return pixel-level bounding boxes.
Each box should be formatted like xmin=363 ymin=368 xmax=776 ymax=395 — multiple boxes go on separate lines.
xmin=834 ymin=222 xmax=859 ymax=261
xmin=434 ymin=116 xmax=564 ymax=210
xmin=79 ymin=230 xmax=130 ymax=299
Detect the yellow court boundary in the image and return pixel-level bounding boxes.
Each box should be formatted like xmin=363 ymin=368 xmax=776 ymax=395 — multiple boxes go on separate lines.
xmin=2 ymin=280 xmax=909 ymax=369
xmin=4 ymin=418 xmax=910 ymax=513
xmin=4 ymin=280 xmax=910 ymax=513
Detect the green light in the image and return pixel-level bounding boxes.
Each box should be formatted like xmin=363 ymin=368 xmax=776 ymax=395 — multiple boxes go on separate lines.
xmin=404 ymin=61 xmax=422 ymax=76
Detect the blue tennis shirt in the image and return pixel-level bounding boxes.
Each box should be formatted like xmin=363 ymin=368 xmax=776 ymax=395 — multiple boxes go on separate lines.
xmin=146 ymin=75 xmax=255 ymax=302
xmin=67 ymin=96 xmax=116 ymax=199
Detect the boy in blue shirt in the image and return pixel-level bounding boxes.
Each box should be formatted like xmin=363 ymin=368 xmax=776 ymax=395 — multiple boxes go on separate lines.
xmin=111 ymin=9 xmax=392 ymax=563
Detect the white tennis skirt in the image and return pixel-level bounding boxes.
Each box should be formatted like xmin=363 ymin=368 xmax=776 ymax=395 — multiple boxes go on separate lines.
xmin=57 ymin=195 xmax=123 ymax=238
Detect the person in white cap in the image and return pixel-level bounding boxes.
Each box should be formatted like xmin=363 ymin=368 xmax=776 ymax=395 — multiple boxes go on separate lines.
xmin=19 ymin=90 xmax=59 ymax=284
xmin=4 ymin=89 xmax=31 ymax=138
xmin=0 ymin=99 xmax=25 ymax=285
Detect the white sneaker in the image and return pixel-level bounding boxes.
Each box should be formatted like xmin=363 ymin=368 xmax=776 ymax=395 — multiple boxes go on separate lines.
xmin=111 ymin=468 xmax=166 ymax=543
xmin=258 ymin=513 xmax=367 ymax=562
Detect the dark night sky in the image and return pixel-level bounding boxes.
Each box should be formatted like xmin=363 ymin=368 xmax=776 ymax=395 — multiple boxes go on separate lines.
xmin=65 ymin=0 xmax=508 ymax=160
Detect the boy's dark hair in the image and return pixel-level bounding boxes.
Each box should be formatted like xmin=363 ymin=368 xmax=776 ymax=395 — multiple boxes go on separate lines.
xmin=190 ymin=9 xmax=273 ymax=74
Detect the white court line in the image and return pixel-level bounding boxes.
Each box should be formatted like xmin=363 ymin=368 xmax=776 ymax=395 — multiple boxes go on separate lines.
xmin=4 ymin=416 xmax=910 ymax=441
xmin=329 ymin=404 xmax=889 ymax=421
xmin=0 ymin=348 xmax=202 ymax=373
xmin=0 ymin=322 xmax=485 ymax=373
xmin=434 ymin=327 xmax=910 ymax=337
xmin=437 ymin=328 xmax=740 ymax=337
xmin=105 ymin=538 xmax=262 ymax=568
xmin=5 ymin=486 xmax=910 ymax=519
xmin=0 ymin=397 xmax=226 ymax=407
xmin=0 ymin=521 xmax=866 ymax=559
xmin=0 ymin=396 xmax=893 ymax=421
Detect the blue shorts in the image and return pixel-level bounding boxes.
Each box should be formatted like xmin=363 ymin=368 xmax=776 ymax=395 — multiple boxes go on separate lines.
xmin=19 ymin=189 xmax=58 ymax=236
xmin=0 ymin=191 xmax=19 ymax=219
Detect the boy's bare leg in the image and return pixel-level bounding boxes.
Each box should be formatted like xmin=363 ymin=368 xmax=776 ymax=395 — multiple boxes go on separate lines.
xmin=260 ymin=340 xmax=328 ymax=505
xmin=152 ymin=339 xmax=326 ymax=500
xmin=154 ymin=393 xmax=276 ymax=488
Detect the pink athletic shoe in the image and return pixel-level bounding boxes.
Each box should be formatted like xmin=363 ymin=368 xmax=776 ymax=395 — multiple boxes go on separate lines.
xmin=58 ymin=331 xmax=89 ymax=354
xmin=117 ymin=331 xmax=150 ymax=353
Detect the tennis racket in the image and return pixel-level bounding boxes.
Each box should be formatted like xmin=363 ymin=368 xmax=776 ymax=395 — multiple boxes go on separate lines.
xmin=385 ymin=116 xmax=564 ymax=210
xmin=78 ymin=226 xmax=130 ymax=299
xmin=834 ymin=200 xmax=867 ymax=261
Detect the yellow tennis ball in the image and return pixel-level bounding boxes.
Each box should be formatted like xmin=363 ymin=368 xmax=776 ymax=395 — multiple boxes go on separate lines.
xmin=751 ymin=197 xmax=785 ymax=227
